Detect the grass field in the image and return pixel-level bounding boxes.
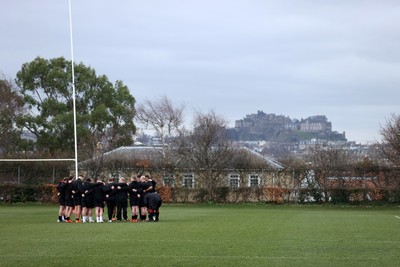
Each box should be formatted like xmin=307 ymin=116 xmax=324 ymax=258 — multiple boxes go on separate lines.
xmin=0 ymin=204 xmax=399 ymax=267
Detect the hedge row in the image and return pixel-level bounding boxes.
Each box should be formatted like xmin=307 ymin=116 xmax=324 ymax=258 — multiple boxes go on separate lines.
xmin=1 ymin=184 xmax=399 ymax=204
xmin=0 ymin=184 xmax=57 ymax=203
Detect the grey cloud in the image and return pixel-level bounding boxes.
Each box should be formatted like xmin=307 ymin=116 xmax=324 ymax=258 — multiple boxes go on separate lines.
xmin=1 ymin=0 xmax=400 ymax=144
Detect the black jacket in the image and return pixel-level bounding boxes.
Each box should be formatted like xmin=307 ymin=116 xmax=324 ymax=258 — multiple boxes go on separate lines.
xmin=93 ymin=182 xmax=106 ymax=202
xmin=72 ymin=179 xmax=83 ymax=199
xmin=128 ymin=181 xmax=142 ymax=199
xmin=65 ymin=181 xmax=74 ymax=201
xmin=104 ymin=182 xmax=117 ymax=202
xmin=57 ymin=181 xmax=67 ymax=196
xmin=82 ymin=181 xmax=96 ymax=199
xmin=115 ymin=183 xmax=128 ymax=202
xmin=143 ymin=192 xmax=162 ymax=210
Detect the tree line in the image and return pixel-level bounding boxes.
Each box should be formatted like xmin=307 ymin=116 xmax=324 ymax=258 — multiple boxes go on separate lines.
xmin=1 ymin=56 xmax=400 ymax=203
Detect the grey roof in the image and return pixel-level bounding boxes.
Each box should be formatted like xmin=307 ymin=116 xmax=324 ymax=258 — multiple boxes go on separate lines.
xmin=241 ymin=147 xmax=284 ymax=170
xmin=85 ymin=145 xmax=284 ymax=170
xmin=102 ymin=146 xmax=162 ymax=157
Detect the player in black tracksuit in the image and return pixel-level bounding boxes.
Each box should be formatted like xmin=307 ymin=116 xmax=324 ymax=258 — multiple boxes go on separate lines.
xmin=72 ymin=175 xmax=84 ymax=223
xmin=81 ymin=178 xmax=96 ymax=223
xmin=56 ymin=177 xmax=68 ymax=222
xmin=104 ymin=178 xmax=117 ymax=222
xmin=147 ymin=176 xmax=157 ymax=193
xmin=93 ymin=180 xmax=106 ymax=223
xmin=115 ymin=178 xmax=128 ymax=221
xmin=64 ymin=176 xmax=75 ymax=223
xmin=139 ymin=175 xmax=154 ymax=221
xmin=143 ymin=192 xmax=162 ymax=222
xmin=128 ymin=176 xmax=142 ymax=222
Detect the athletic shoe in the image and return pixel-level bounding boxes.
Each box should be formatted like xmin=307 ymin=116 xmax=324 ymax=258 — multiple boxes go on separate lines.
xmin=75 ymin=219 xmax=82 ymax=223
xmin=112 ymin=218 xmax=117 ymax=221
xmin=66 ymin=219 xmax=74 ymax=223
xmin=108 ymin=220 xmax=112 ymax=223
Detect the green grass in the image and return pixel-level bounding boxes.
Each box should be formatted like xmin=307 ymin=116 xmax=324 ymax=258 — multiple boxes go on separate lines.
xmin=0 ymin=204 xmax=399 ymax=266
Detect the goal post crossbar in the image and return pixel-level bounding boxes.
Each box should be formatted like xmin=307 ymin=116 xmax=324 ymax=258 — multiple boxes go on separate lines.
xmin=0 ymin=159 xmax=76 ymax=162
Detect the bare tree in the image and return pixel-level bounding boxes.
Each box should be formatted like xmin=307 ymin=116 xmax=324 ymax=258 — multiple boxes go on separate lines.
xmin=135 ymin=95 xmax=185 ymax=162
xmin=379 ymin=113 xmax=400 ymax=167
xmin=176 ymin=110 xmax=235 ymax=201
xmin=305 ymin=144 xmax=352 ymax=202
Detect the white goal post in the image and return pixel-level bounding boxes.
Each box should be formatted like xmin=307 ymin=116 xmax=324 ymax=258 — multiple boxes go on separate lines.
xmin=0 ymin=159 xmax=75 ymax=162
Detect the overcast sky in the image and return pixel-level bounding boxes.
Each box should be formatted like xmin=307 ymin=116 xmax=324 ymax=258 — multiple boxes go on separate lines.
xmin=2 ymin=0 xmax=400 ymax=144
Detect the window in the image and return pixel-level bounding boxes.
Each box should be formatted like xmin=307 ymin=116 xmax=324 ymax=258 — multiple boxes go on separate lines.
xmin=229 ymin=174 xmax=240 ymax=189
xmin=110 ymin=171 xmax=121 ymax=180
xmin=249 ymin=174 xmax=260 ymax=187
xmin=183 ymin=173 xmax=194 ymax=188
xmin=163 ymin=174 xmax=175 ymax=187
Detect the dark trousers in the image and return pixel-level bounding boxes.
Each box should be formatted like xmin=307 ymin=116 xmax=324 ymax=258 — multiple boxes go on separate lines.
xmin=106 ymin=199 xmax=116 ymax=220
xmin=116 ymin=200 xmax=128 ymax=220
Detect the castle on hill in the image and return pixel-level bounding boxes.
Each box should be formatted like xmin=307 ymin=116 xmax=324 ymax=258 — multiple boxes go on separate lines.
xmin=229 ymin=110 xmax=346 ymax=143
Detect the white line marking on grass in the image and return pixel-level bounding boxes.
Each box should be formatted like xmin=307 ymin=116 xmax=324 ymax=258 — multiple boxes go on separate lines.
xmin=395 ymin=216 xmax=400 ymax=219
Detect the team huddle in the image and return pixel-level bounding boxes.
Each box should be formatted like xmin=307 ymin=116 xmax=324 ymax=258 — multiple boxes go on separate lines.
xmin=56 ymin=174 xmax=162 ymax=223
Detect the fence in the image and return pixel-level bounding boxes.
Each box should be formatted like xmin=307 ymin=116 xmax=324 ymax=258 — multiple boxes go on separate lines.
xmin=0 ymin=160 xmax=72 ymax=185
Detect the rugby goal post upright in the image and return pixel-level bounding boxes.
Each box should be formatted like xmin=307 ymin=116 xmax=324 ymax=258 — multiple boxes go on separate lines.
xmin=69 ymin=0 xmax=79 ymax=177
xmin=0 ymin=1 xmax=79 ymax=180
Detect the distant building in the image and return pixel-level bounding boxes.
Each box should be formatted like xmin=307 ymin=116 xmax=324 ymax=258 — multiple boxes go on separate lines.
xmin=79 ymin=145 xmax=285 ymax=190
xmin=232 ymin=111 xmax=346 ymax=143
xmin=299 ymin=115 xmax=331 ymax=132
